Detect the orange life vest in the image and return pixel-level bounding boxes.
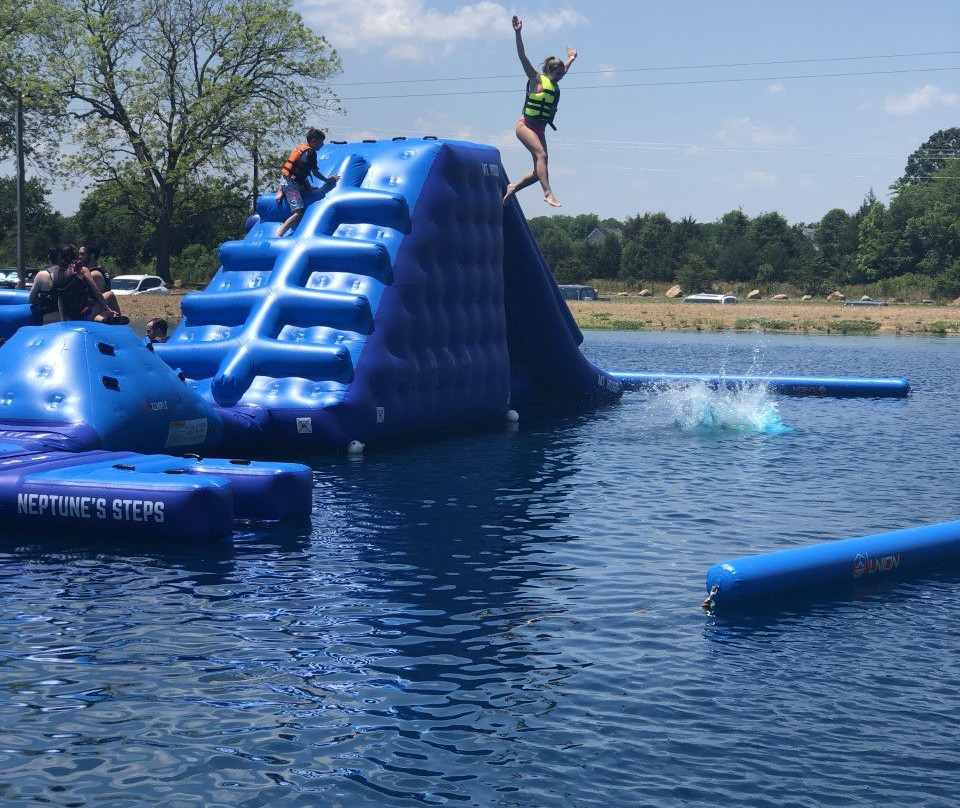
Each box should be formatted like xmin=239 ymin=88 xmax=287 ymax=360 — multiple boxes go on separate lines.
xmin=281 ymin=143 xmax=313 ymax=182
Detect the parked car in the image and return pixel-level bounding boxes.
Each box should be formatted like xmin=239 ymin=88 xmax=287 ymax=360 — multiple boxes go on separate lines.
xmin=0 ymin=268 xmax=35 ymax=289
xmin=558 ymin=284 xmax=599 ymax=301
xmin=683 ymin=293 xmax=738 ymax=304
xmin=109 ymin=275 xmax=170 ymax=295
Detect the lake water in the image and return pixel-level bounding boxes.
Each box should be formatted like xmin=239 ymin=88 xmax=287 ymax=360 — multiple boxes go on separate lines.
xmin=3 ymin=331 xmax=960 ymax=807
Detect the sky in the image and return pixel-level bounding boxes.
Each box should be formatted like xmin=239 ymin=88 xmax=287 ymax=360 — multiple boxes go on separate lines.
xmin=18 ymin=0 xmax=959 ymax=225
xmin=294 ymin=0 xmax=960 ymax=225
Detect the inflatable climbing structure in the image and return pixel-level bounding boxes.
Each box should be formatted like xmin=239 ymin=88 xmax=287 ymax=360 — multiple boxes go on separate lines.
xmin=154 ymin=137 xmax=621 ymax=451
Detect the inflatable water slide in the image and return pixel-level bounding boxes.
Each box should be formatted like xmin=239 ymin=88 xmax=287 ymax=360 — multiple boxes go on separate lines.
xmin=153 ymin=137 xmax=621 ymax=451
xmin=0 ymin=138 xmax=620 ymax=538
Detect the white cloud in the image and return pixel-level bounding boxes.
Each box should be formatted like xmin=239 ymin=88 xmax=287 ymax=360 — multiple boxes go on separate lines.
xmin=883 ymin=85 xmax=960 ymax=116
xmin=766 ymin=83 xmax=784 ymax=94
xmin=742 ymin=171 xmax=778 ymax=188
xmin=716 ymin=117 xmax=799 ymax=148
xmin=410 ymin=112 xmax=477 ymax=141
xmin=596 ymin=64 xmax=618 ymax=83
xmin=299 ymin=0 xmax=586 ymax=60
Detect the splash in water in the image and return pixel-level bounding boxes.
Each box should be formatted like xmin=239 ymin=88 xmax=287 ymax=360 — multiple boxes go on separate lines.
xmin=656 ymin=380 xmax=792 ymax=435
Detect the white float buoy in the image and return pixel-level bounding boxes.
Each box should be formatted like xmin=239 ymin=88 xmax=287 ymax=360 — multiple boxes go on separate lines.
xmin=505 ymin=409 xmax=520 ymax=422
xmin=347 ymin=440 xmax=365 ymax=455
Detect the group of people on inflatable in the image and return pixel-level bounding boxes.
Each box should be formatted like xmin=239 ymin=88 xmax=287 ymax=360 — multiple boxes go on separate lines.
xmin=29 ymin=244 xmax=128 ymax=326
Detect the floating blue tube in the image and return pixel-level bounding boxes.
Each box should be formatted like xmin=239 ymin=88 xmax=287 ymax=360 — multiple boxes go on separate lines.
xmin=705 ymin=520 xmax=960 ymax=610
xmin=610 ymin=371 xmax=910 ymax=398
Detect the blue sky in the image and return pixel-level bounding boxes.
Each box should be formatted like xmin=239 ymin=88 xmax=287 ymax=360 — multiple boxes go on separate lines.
xmin=300 ymin=0 xmax=960 ymax=225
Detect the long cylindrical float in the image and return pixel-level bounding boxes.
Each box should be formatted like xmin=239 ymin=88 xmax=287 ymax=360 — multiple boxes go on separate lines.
xmin=704 ymin=520 xmax=960 ymax=610
xmin=610 ymin=371 xmax=910 ymax=398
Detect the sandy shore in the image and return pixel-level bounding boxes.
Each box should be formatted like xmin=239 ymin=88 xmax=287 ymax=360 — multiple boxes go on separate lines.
xmin=567 ymin=296 xmax=960 ymax=336
xmin=121 ymin=290 xmax=960 ymax=336
xmin=115 ymin=290 xmax=190 ymax=329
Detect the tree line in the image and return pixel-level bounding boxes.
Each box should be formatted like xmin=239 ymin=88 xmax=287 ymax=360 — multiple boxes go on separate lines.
xmin=1 ymin=0 xmax=341 ymax=282
xmin=0 ymin=174 xmax=252 ymax=282
xmin=532 ymin=128 xmax=960 ymax=300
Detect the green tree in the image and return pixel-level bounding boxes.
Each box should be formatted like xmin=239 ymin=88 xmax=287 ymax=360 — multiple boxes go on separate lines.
xmin=670 ymin=216 xmax=704 ymax=264
xmin=904 ymin=201 xmax=960 ymax=276
xmin=529 ymin=218 xmax=576 ymax=269
xmin=32 ymin=0 xmax=342 ymax=282
xmin=553 ymin=254 xmax=588 ymax=284
xmin=620 ymin=212 xmax=674 ymax=281
xmin=815 ymin=208 xmax=858 ymax=284
xmin=748 ymin=212 xmax=793 ymax=275
xmin=898 ymin=127 xmax=960 ymax=187
xmin=887 ymin=160 xmax=960 ymax=280
xmin=856 ymin=203 xmax=891 ymax=283
xmin=0 ymin=176 xmax=68 ymax=264
xmin=710 ymin=209 xmax=757 ymax=282
xmin=1 ymin=0 xmax=64 ymax=161
xmin=591 ymin=233 xmax=622 ymax=280
xmin=565 ymin=213 xmax=602 ymax=241
xmin=75 ymin=176 xmax=250 ymax=273
xmin=675 ymin=253 xmax=716 ymax=294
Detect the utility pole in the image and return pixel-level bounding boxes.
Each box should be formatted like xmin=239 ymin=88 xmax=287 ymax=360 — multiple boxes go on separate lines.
xmin=16 ymin=89 xmax=26 ymax=288
xmin=251 ymin=135 xmax=259 ymax=212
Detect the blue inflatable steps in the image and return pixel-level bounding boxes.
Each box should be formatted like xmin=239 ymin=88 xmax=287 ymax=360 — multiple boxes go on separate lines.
xmin=612 ymin=371 xmax=910 ymax=398
xmin=1 ymin=448 xmax=312 ymax=539
xmin=703 ymin=520 xmax=960 ymax=611
xmin=154 ymin=137 xmax=622 ymax=452
xmin=0 ymin=322 xmax=312 ymax=539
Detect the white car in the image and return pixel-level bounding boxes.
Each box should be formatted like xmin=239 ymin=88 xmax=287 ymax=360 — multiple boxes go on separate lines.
xmin=683 ymin=293 xmax=738 ymax=304
xmin=110 ymin=274 xmax=170 ymax=296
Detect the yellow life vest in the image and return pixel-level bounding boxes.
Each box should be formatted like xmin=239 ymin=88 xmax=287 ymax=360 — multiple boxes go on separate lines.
xmin=522 ymin=73 xmax=560 ymax=126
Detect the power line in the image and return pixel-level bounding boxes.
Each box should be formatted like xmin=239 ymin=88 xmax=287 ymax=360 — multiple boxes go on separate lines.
xmin=330 ymin=126 xmax=960 ymax=162
xmin=550 ymin=139 xmax=960 ymax=159
xmin=341 ymin=66 xmax=960 ymax=101
xmin=333 ymin=49 xmax=960 ymax=87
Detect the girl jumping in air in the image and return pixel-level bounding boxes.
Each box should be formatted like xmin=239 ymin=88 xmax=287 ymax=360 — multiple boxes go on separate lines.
xmin=502 ymin=15 xmax=577 ymax=208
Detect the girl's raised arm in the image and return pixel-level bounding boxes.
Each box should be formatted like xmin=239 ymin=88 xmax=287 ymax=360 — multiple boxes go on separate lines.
xmin=512 ymin=16 xmax=537 ymax=80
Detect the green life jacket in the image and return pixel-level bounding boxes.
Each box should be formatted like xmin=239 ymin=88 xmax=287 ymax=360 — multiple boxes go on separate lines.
xmin=522 ymin=73 xmax=560 ymax=126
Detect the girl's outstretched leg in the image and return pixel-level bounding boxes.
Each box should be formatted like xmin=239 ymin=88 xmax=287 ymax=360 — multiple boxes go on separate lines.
xmin=503 ymin=172 xmax=537 ymax=204
xmin=511 ymin=121 xmax=561 ymax=207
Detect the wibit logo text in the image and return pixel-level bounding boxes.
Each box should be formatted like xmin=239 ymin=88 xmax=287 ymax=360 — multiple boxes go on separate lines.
xmin=852 ymin=552 xmax=901 ymax=579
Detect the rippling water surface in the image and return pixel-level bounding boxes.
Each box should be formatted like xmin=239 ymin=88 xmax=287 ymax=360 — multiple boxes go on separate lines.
xmin=3 ymin=331 xmax=960 ymax=807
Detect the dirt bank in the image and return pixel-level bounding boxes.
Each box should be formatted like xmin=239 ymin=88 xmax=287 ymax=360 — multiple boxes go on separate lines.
xmin=122 ymin=290 xmax=960 ymax=336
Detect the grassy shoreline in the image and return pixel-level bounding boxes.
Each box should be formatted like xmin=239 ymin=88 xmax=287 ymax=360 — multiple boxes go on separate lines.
xmin=120 ymin=290 xmax=960 ymax=337
xmin=567 ymin=297 xmax=960 ymax=336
